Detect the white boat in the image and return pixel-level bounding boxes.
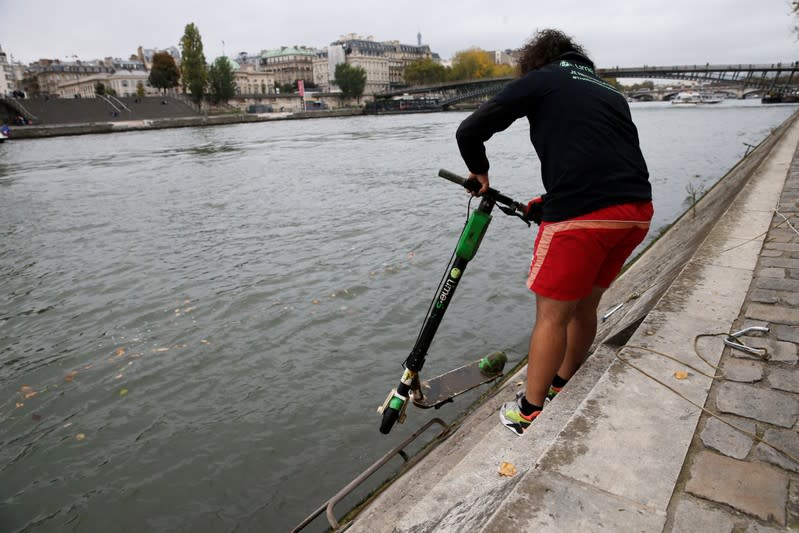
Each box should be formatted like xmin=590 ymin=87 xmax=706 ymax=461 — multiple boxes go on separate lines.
xmin=671 ymin=91 xmax=723 ymax=105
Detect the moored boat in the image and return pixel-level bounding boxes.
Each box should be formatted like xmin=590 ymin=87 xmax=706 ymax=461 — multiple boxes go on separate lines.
xmin=671 ymin=91 xmax=723 ymax=105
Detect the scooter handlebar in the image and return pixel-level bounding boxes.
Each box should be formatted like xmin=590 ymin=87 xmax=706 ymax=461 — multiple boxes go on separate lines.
xmin=437 ymin=169 xmax=528 ymax=220
xmin=438 ymin=169 xmax=480 ymax=192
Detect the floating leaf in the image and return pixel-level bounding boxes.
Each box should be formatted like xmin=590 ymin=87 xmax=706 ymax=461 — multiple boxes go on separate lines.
xmin=65 ymin=371 xmax=78 ymax=382
xmin=75 ymin=433 xmax=86 ymax=441
xmin=200 ymin=339 xmax=210 ymax=345
xmin=312 ymin=299 xmax=320 ymax=305
xmin=153 ymin=347 xmax=169 ymax=353
xmin=115 ymin=347 xmax=126 ymax=357
xmin=15 ymin=402 xmax=23 ymax=408
xmin=119 ymin=388 xmax=129 ymax=397
xmin=674 ymin=371 xmax=689 ymax=380
xmin=498 ymin=462 xmax=517 ymax=477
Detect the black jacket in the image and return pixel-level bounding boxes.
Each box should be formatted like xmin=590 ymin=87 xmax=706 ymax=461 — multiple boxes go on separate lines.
xmin=456 ymin=52 xmax=651 ymax=222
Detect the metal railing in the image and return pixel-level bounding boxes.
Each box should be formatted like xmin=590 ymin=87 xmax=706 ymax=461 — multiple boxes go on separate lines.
xmin=291 ymin=417 xmax=450 ymax=532
xmin=0 ymin=95 xmax=38 ymax=123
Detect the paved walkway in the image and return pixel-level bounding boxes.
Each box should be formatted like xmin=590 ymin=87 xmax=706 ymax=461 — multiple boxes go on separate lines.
xmin=345 ymin=113 xmax=799 ymax=532
xmin=665 ymin=130 xmax=799 ymax=531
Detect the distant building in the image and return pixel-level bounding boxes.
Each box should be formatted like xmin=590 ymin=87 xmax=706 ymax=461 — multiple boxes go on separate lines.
xmin=136 ymin=46 xmax=181 ymax=69
xmin=26 ymin=59 xmax=115 ymax=96
xmin=58 ymin=69 xmax=158 ymax=98
xmin=235 ymin=51 xmax=261 ymax=69
xmin=25 ymin=57 xmax=156 ymax=98
xmin=313 ymin=34 xmax=435 ymax=95
xmin=259 ymin=46 xmax=316 ymax=88
xmin=106 ymin=57 xmax=147 ymax=72
xmin=488 ymin=49 xmax=518 ymax=67
xmin=0 ymin=45 xmax=15 ymax=96
xmin=223 ymin=57 xmax=275 ymax=95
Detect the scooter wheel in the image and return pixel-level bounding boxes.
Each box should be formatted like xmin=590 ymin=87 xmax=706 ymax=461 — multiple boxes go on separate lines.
xmin=379 ymin=407 xmax=400 ymax=434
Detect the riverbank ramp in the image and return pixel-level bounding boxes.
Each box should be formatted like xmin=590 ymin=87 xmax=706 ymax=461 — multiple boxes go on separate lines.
xmin=7 ymin=96 xmax=201 ymax=125
xmin=331 ymin=110 xmax=799 ymax=532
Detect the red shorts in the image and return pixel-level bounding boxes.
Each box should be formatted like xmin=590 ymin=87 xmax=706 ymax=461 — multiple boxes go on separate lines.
xmin=527 ymin=201 xmax=653 ymax=301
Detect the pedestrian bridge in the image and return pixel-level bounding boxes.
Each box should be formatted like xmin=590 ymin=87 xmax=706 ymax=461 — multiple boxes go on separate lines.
xmin=370 ymin=62 xmax=799 ymax=111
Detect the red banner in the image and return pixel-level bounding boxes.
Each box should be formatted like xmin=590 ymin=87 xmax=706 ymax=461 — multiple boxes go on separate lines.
xmin=297 ymin=80 xmax=305 ymax=97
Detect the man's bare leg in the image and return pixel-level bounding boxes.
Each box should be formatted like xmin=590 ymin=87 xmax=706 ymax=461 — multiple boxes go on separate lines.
xmin=557 ymin=286 xmax=605 ymax=379
xmin=524 ymin=286 xmax=605 ymax=406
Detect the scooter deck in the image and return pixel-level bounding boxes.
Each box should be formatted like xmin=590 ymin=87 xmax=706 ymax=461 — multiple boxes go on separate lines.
xmin=412 ymin=351 xmax=507 ymax=409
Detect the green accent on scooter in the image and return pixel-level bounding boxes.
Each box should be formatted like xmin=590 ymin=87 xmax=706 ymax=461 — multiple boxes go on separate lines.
xmin=455 ymin=211 xmax=491 ymax=261
xmin=388 ymin=396 xmax=405 ymax=411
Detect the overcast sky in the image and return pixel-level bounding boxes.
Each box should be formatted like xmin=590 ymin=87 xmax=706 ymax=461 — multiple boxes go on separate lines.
xmin=1 ymin=0 xmax=797 ymax=67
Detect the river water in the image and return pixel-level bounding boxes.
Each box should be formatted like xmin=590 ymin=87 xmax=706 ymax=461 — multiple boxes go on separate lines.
xmin=1 ymin=100 xmax=797 ymax=532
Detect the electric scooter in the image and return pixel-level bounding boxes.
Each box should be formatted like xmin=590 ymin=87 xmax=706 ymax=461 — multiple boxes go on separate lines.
xmin=378 ymin=169 xmax=536 ymax=434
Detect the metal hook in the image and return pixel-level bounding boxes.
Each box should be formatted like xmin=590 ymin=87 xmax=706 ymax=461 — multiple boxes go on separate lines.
xmin=724 ymin=325 xmax=770 ymax=358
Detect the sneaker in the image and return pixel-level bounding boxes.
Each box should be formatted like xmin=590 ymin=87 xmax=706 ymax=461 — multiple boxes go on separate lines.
xmin=499 ymin=393 xmax=541 ymax=436
xmin=547 ymin=385 xmax=563 ymax=400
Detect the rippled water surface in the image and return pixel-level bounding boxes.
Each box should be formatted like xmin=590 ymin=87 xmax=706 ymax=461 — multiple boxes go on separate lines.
xmin=1 ymin=101 xmax=796 ymax=532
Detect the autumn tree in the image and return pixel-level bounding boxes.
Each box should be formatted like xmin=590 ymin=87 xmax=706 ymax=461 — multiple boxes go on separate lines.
xmin=450 ymin=48 xmax=496 ymax=80
xmin=404 ymin=57 xmax=449 ymax=86
xmin=334 ymin=63 xmax=367 ymax=102
xmin=207 ymin=57 xmax=237 ymax=104
xmin=493 ymin=63 xmax=516 ymax=77
xmin=180 ymin=23 xmax=208 ymax=109
xmin=149 ymin=51 xmax=180 ymax=93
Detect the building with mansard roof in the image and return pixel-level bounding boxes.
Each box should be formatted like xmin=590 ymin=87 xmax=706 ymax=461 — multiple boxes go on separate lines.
xmin=26 ymin=59 xmax=116 ymax=96
xmin=26 ymin=57 xmax=152 ymax=98
xmin=313 ymin=34 xmax=435 ymax=95
xmin=259 ymin=46 xmax=316 ymax=88
xmin=215 ymin=56 xmax=276 ymax=96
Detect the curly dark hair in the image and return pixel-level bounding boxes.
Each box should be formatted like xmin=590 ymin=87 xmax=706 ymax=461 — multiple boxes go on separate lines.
xmin=517 ymin=29 xmax=590 ymax=74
